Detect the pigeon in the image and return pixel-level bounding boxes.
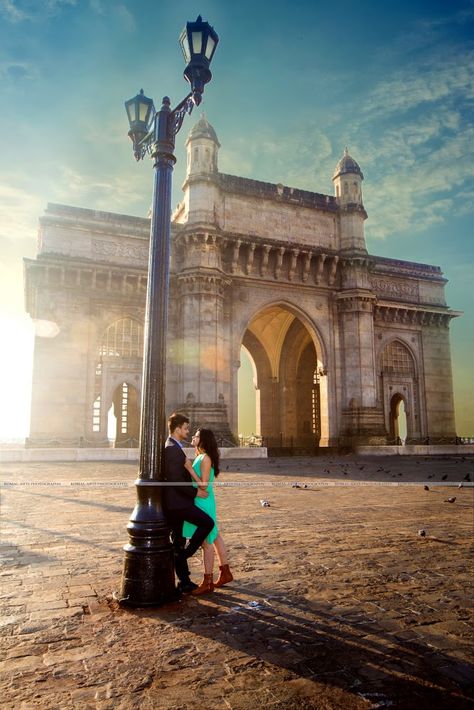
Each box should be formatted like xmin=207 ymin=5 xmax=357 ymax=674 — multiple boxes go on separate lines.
xmin=427 ymin=474 xmax=434 ymax=479
xmin=458 ymin=483 xmax=463 ymax=489
xmin=292 ymin=482 xmax=301 ymax=488
xmin=441 ymin=474 xmax=448 ymax=480
xmin=445 ymin=497 xmax=456 ymax=503
xmin=418 ymin=529 xmax=426 ymax=537
xmin=463 ymin=473 xmax=471 ymax=482
xmin=424 ymin=485 xmax=430 ymax=491
xmin=260 ymin=499 xmax=270 ymax=507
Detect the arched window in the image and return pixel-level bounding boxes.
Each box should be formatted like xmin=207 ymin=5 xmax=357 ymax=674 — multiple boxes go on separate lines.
xmin=92 ymin=395 xmax=101 ymax=432
xmin=381 ymin=341 xmax=415 ymax=375
xmin=99 ymin=318 xmax=143 ymax=358
xmin=312 ymin=369 xmax=320 ymax=436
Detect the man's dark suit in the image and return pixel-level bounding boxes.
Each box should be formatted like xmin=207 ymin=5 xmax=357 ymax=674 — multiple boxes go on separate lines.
xmin=163 ymin=437 xmax=214 ymax=584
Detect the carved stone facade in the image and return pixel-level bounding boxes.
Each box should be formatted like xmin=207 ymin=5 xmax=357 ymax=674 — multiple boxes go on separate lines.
xmin=24 ymin=120 xmax=460 ymax=448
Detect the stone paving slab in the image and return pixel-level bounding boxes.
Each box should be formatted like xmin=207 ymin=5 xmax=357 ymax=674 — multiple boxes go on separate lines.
xmin=0 ymin=456 xmax=473 ymax=709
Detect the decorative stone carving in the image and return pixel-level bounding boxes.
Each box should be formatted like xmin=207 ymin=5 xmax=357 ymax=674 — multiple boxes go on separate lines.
xmin=370 ymin=276 xmax=419 ymax=301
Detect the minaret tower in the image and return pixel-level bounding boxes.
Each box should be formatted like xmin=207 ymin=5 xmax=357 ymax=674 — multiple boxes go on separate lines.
xmin=177 ymin=114 xmax=221 ymax=225
xmin=171 ymin=115 xmax=233 ymax=442
xmin=333 ymin=149 xmax=387 ymax=445
xmin=332 ymin=148 xmax=367 ymax=254
xmin=185 ymin=113 xmax=220 ymax=177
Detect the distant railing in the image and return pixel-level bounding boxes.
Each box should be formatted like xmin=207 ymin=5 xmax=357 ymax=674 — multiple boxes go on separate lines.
xmin=24 ymin=436 xmax=139 ymax=449
xmin=238 ymin=434 xmax=264 ymax=448
xmin=12 ymin=434 xmax=471 ymax=450
xmin=386 ymin=436 xmax=468 ymax=446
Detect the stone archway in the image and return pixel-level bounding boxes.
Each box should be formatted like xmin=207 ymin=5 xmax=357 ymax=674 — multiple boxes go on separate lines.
xmin=240 ymin=304 xmax=327 ymax=450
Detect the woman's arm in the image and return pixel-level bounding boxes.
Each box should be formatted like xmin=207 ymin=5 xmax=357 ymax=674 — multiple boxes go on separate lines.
xmin=184 ymin=458 xmax=207 ymax=489
xmin=199 ymin=455 xmax=212 ymax=490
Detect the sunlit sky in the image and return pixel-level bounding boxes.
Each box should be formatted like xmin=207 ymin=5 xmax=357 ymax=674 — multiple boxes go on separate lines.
xmin=0 ymin=0 xmax=473 ymax=439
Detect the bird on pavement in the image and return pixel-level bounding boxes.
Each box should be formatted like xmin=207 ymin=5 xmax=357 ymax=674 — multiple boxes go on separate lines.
xmin=424 ymin=485 xmax=430 ymax=491
xmin=445 ymin=497 xmax=456 ymax=503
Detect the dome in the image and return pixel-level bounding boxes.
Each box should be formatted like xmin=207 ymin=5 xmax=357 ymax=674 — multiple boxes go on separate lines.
xmin=332 ymin=148 xmax=363 ymax=180
xmin=187 ymin=114 xmax=220 ymax=145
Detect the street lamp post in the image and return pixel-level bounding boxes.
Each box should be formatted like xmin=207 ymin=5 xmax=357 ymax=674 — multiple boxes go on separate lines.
xmin=119 ymin=16 xmax=219 ymax=607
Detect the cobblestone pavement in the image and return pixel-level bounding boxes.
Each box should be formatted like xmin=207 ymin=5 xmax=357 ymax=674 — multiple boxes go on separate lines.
xmin=0 ymin=455 xmax=473 ymax=710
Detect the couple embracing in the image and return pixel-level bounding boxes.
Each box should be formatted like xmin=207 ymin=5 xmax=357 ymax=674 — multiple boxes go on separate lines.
xmin=163 ymin=412 xmax=233 ymax=595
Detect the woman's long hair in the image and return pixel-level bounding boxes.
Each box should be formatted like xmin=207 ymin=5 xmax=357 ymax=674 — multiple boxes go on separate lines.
xmin=197 ymin=428 xmax=220 ymax=477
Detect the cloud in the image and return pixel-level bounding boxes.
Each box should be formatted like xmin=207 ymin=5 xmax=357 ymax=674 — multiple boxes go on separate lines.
xmin=0 ymin=181 xmax=43 ymax=242
xmin=362 ymin=51 xmax=474 ymax=118
xmin=0 ymin=60 xmax=39 ymax=81
xmin=0 ymin=0 xmax=27 ymax=22
xmin=88 ymin=0 xmax=136 ymax=31
xmin=0 ymin=0 xmax=77 ymax=23
xmin=55 ymin=165 xmax=150 ymax=213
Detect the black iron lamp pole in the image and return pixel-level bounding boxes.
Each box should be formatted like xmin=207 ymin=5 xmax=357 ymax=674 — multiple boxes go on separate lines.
xmin=119 ymin=16 xmax=218 ymax=607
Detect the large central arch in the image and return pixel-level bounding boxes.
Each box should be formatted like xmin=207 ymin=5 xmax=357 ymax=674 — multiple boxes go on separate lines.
xmin=239 ymin=303 xmax=329 ymax=449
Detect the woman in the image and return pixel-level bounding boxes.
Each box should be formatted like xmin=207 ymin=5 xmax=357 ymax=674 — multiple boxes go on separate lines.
xmin=183 ymin=428 xmax=233 ymax=595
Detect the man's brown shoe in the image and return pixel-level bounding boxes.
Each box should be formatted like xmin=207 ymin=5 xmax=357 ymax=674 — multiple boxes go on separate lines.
xmin=191 ymin=573 xmax=214 ymax=595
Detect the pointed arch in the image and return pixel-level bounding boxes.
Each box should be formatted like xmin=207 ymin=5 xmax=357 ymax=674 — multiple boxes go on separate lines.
xmin=238 ymin=302 xmax=329 ymax=450
xmin=379 ymin=339 xmax=420 ymax=443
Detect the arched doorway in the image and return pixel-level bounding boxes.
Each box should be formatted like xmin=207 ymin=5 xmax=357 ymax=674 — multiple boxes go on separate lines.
xmin=238 ymin=346 xmax=259 ymax=438
xmin=390 ymin=393 xmax=407 ymax=444
xmin=239 ymin=304 xmax=327 ymax=450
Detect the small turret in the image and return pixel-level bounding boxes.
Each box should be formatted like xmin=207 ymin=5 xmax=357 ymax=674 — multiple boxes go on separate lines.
xmin=332 ymin=148 xmax=364 ymax=207
xmin=185 ymin=114 xmax=220 ymax=178
xmin=332 ymin=148 xmax=367 ymax=254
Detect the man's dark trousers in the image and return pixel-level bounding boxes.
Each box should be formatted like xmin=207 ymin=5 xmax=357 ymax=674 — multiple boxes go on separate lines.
xmin=166 ymin=504 xmax=214 ymax=581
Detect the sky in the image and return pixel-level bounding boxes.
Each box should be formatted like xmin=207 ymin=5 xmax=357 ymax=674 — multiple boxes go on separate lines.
xmin=0 ymin=0 xmax=473 ymax=439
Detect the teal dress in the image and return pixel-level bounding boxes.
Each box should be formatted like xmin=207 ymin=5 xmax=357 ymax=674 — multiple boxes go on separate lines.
xmin=183 ymin=454 xmax=218 ymax=544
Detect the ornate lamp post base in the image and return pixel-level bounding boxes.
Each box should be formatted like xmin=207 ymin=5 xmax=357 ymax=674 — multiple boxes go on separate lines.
xmin=119 ymin=482 xmax=178 ymax=606
xmin=121 ymin=546 xmax=178 ymax=607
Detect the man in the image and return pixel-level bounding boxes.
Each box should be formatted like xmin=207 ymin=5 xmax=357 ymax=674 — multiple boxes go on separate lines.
xmin=163 ymin=412 xmax=215 ymax=593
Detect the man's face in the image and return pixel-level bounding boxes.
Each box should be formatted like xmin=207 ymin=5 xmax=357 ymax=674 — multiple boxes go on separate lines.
xmin=174 ymin=422 xmax=190 ymax=441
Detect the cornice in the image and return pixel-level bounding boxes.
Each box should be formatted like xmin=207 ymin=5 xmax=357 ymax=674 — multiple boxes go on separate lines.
xmin=40 ymin=203 xmax=150 ymax=240
xmin=371 ymin=255 xmax=446 ymax=282
xmin=374 ymin=302 xmax=461 ymax=327
xmin=23 ymin=256 xmax=147 ymax=298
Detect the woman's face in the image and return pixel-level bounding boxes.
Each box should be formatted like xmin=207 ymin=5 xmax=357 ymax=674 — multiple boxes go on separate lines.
xmin=191 ymin=431 xmax=201 ymax=448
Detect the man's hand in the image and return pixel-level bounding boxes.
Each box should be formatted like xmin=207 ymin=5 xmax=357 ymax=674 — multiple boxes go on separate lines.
xmin=196 ymin=489 xmax=209 ymax=499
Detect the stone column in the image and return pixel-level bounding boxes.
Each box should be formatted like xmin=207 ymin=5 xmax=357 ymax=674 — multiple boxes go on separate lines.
xmin=336 ymin=257 xmax=386 ymax=446
xmin=175 ymin=268 xmax=234 ymax=443
xmin=421 ymin=323 xmax=457 ymax=441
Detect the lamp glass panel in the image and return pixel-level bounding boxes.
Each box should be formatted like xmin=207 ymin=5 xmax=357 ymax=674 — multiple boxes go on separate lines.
xmin=126 ymin=102 xmax=136 ymax=123
xmin=180 ymin=33 xmax=191 ymax=62
xmin=138 ymin=102 xmax=149 ymax=122
xmin=191 ymin=31 xmax=203 ymax=54
xmin=204 ymin=35 xmax=215 ymax=60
